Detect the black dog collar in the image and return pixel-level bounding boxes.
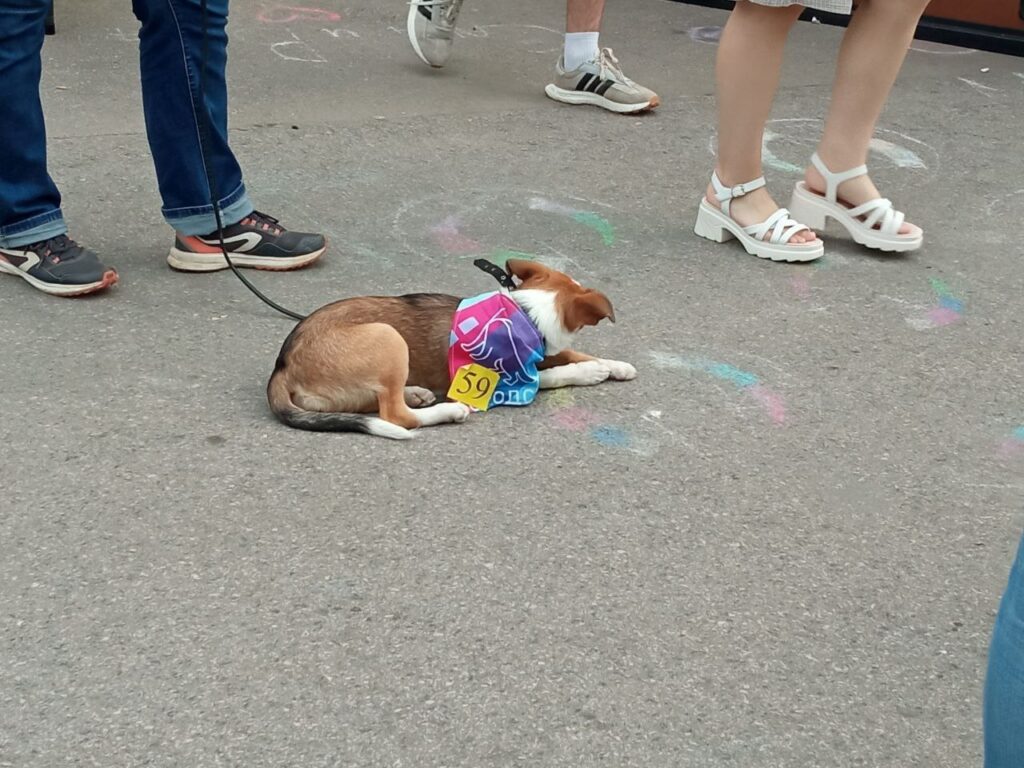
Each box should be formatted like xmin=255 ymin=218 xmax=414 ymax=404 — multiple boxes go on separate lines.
xmin=473 ymin=258 xmax=517 ymax=290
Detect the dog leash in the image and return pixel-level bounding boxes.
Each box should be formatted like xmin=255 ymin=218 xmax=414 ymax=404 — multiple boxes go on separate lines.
xmin=196 ymin=0 xmax=307 ymax=321
xmin=199 ymin=1 xmax=515 ymax=323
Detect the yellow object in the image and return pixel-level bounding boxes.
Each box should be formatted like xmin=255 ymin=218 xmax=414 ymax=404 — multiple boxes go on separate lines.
xmin=447 ymin=364 xmax=500 ymax=411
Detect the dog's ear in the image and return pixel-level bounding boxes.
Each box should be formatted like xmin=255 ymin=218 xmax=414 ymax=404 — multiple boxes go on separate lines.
xmin=565 ymin=290 xmax=615 ymax=330
xmin=506 ymin=259 xmax=547 ymax=285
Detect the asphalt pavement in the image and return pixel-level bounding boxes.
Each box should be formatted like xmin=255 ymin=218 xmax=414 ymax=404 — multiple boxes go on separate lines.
xmin=1 ymin=1 xmax=1022 ymax=765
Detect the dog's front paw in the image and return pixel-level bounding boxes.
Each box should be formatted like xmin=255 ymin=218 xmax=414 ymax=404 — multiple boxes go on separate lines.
xmin=450 ymin=403 xmax=472 ymax=423
xmin=573 ymin=360 xmax=612 ymax=386
xmin=599 ymin=359 xmax=637 ymax=381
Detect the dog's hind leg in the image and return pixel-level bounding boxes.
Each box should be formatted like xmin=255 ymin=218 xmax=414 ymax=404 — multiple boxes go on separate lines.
xmin=374 ymin=329 xmax=470 ymax=431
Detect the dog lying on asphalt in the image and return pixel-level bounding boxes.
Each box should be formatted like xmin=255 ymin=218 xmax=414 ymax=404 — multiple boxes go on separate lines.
xmin=267 ymin=259 xmax=636 ymax=439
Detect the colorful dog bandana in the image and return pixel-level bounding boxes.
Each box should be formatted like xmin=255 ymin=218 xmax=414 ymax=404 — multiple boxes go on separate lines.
xmin=448 ymin=291 xmax=546 ymax=408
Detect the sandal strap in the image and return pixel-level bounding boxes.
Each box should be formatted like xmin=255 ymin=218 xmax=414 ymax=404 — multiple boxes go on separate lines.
xmin=742 ymin=207 xmax=810 ymax=245
xmin=711 ymin=172 xmax=766 ymax=217
xmin=811 ymin=152 xmax=867 ymax=202
xmin=848 ymin=197 xmax=906 ymax=235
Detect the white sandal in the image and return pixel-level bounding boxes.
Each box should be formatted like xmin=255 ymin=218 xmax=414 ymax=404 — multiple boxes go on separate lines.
xmin=789 ymin=152 xmax=923 ymax=253
xmin=694 ymin=172 xmax=823 ymax=263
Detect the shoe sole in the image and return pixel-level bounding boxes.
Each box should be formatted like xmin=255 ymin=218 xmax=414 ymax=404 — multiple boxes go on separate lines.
xmin=693 ymin=199 xmax=824 ymax=263
xmin=789 ymin=182 xmax=923 ymax=253
xmin=0 ymin=260 xmax=119 ymax=296
xmin=544 ymin=84 xmax=660 ymax=114
xmin=166 ymin=242 xmax=327 ymax=273
xmin=407 ymin=3 xmax=443 ymax=68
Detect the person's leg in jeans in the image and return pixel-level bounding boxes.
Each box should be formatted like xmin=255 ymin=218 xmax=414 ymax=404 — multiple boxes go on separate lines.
xmin=0 ymin=0 xmax=117 ymax=296
xmin=544 ymin=0 xmax=660 ymax=114
xmin=131 ymin=0 xmax=326 ymax=272
xmin=984 ymin=532 xmax=1024 ymax=767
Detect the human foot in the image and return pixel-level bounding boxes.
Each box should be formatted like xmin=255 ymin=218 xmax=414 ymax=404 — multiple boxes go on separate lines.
xmin=407 ymin=0 xmax=465 ymax=68
xmin=167 ymin=211 xmax=326 ymax=272
xmin=695 ymin=173 xmax=823 ymax=263
xmin=0 ymin=235 xmax=118 ymax=296
xmin=545 ymin=48 xmax=660 ymax=114
xmin=788 ymin=153 xmax=922 ymax=253
xmin=704 ymin=180 xmax=818 ymax=244
xmin=804 ymin=162 xmax=919 ymax=236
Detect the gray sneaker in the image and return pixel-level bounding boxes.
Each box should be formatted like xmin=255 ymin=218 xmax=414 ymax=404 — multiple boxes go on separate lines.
xmin=0 ymin=235 xmax=118 ymax=297
xmin=407 ymin=0 xmax=465 ymax=68
xmin=544 ymin=48 xmax=660 ymax=114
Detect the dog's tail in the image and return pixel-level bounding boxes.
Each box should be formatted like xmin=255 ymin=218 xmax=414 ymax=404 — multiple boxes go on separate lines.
xmin=267 ymin=369 xmax=414 ymax=440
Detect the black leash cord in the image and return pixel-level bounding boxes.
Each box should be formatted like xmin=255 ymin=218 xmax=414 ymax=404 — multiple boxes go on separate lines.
xmin=196 ymin=0 xmax=306 ymax=322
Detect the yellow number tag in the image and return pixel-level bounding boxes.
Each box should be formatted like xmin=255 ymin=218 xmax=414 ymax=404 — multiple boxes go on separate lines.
xmin=447 ymin=364 xmax=500 ymax=411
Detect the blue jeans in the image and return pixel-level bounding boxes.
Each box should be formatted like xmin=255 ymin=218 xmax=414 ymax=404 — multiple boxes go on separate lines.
xmin=0 ymin=0 xmax=253 ymax=248
xmin=984 ymin=531 xmax=1024 ymax=767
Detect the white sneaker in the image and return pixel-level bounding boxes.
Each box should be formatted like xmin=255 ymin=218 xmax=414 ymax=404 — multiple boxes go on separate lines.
xmin=544 ymin=48 xmax=660 ymax=114
xmin=407 ymin=0 xmax=465 ymax=68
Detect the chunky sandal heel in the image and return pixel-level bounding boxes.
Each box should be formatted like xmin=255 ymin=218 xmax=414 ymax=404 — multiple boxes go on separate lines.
xmin=693 ymin=206 xmax=735 ymax=243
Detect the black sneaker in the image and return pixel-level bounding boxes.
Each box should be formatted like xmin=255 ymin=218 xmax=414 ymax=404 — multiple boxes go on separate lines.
xmin=0 ymin=235 xmax=118 ymax=297
xmin=167 ymin=211 xmax=327 ymax=272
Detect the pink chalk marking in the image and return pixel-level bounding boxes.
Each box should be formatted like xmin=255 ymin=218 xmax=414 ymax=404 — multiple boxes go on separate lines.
xmin=926 ymin=307 xmax=962 ymax=327
xmin=552 ymin=407 xmax=600 ymax=432
xmin=998 ymin=439 xmax=1024 ymax=459
xmin=747 ymin=385 xmax=787 ymax=426
xmin=430 ymin=216 xmax=482 ymax=254
xmin=789 ymin=275 xmax=811 ymax=300
xmin=258 ymin=6 xmax=341 ymax=23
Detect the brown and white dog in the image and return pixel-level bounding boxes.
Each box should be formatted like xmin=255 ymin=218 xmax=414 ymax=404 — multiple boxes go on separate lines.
xmin=267 ymin=259 xmax=637 ymax=439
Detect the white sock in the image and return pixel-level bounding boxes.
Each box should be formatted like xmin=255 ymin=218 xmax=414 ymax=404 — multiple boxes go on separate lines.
xmin=563 ymin=32 xmax=599 ymax=71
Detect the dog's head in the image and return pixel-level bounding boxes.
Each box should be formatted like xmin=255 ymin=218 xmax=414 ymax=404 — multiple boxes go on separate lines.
xmin=504 ymin=259 xmax=615 ymax=354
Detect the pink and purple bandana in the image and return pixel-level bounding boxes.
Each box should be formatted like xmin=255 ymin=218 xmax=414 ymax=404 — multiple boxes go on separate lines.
xmin=448 ymin=291 xmax=546 ymax=408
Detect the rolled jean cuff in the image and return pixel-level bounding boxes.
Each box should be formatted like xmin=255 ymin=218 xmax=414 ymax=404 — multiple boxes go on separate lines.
xmin=162 ymin=182 xmax=254 ymax=236
xmin=0 ymin=209 xmax=67 ymax=248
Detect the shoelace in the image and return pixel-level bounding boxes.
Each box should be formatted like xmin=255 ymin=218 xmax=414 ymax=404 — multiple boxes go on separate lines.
xmin=596 ymin=48 xmax=630 ymax=85
xmin=241 ymin=211 xmax=284 ymax=236
xmin=27 ymin=234 xmax=80 ymax=265
xmin=441 ymin=0 xmax=463 ymax=24
xmin=411 ymin=0 xmax=462 ymax=25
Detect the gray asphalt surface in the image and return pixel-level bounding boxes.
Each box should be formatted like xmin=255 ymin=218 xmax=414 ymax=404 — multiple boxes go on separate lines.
xmin=2 ymin=1 xmax=1022 ymax=766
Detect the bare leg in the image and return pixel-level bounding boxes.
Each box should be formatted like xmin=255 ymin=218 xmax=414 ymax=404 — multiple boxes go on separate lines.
xmin=807 ymin=0 xmax=930 ymax=234
xmin=706 ymin=2 xmax=816 ymax=243
xmin=566 ymin=0 xmax=604 ymax=32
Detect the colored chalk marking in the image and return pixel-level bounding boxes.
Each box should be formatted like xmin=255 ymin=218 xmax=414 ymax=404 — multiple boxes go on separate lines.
xmin=528 ymin=198 xmax=616 ymax=246
xmin=650 ymin=352 xmax=787 ymax=426
xmin=430 ymin=216 xmax=482 ymax=254
xmin=553 ymin=407 xmax=600 ymax=432
xmin=998 ymin=426 xmax=1024 ymax=460
xmin=907 ymin=278 xmax=965 ymax=330
xmin=590 ymin=425 xmax=632 ymax=448
xmin=688 ymin=26 xmax=722 ymax=44
xmin=488 ymin=249 xmax=537 ymax=266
